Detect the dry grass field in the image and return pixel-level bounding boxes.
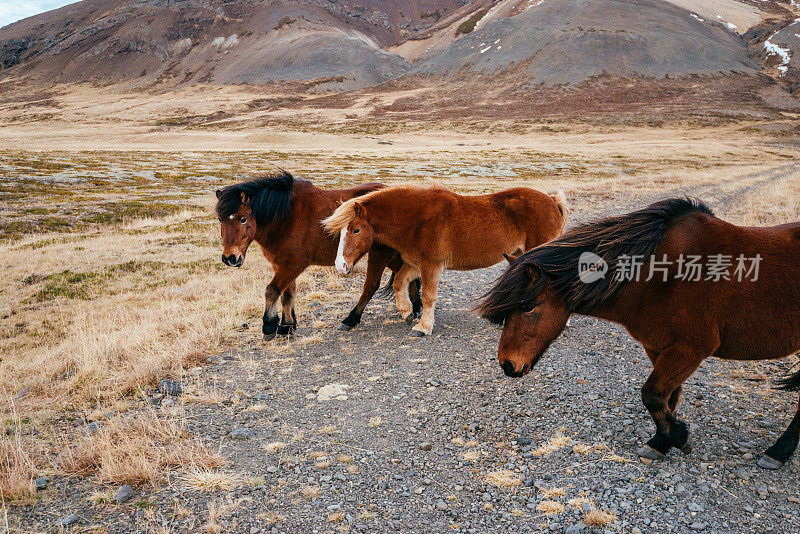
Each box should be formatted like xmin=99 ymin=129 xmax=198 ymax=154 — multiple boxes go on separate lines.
xmin=1 ymin=84 xmax=799 ymax=531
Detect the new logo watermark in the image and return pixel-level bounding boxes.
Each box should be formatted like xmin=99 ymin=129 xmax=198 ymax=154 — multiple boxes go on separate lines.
xmin=578 ymin=251 xmax=608 ymax=283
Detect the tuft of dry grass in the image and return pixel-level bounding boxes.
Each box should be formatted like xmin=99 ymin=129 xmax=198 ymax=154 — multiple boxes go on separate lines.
xmin=180 ymin=467 xmax=239 ymax=491
xmin=0 ymin=418 xmax=37 ymax=504
xmin=58 ymin=411 xmax=224 ymax=486
xmin=327 ymin=512 xmax=345 ymax=523
xmin=264 ymin=441 xmax=287 ymax=454
xmin=536 ymin=500 xmax=565 ymax=515
xmin=567 ymin=496 xmax=594 ymax=508
xmin=368 ymin=416 xmax=383 ymax=427
xmin=461 ymin=450 xmax=481 ymax=462
xmin=485 ymin=469 xmax=521 ymax=488
xmin=540 ymin=487 xmax=566 ymax=498
xmin=88 ymin=490 xmax=114 ymax=505
xmin=531 ymin=431 xmax=571 ymax=457
xmin=203 ymin=498 xmax=242 ymax=533
xmin=583 ymin=508 xmax=617 ymax=526
xmin=301 ymin=485 xmax=320 ymax=499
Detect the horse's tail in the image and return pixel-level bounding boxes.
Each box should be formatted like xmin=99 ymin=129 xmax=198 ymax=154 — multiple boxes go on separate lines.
xmin=376 ymin=274 xmax=422 ymax=312
xmin=550 ymin=189 xmax=569 ymax=230
xmin=774 ymin=365 xmax=800 ymax=391
xmin=376 ymin=272 xmax=396 ymax=299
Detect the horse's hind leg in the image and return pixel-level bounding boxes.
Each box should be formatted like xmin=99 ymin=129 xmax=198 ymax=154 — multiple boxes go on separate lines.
xmin=638 ymin=343 xmax=706 ymax=461
xmin=758 ymin=397 xmax=800 ymax=470
xmin=393 ymin=264 xmax=419 ymax=323
xmin=339 ymin=246 xmax=393 ymax=331
xmin=277 ymin=281 xmax=297 ymax=337
xmin=409 ymin=263 xmax=443 ymax=337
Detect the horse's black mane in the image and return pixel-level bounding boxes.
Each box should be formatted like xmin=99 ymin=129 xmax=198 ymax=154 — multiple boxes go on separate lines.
xmin=215 ymin=171 xmax=296 ymax=226
xmin=477 ymin=197 xmax=714 ymax=324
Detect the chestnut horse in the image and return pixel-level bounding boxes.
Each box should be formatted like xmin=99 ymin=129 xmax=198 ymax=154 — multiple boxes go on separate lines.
xmin=478 ymin=197 xmax=800 ymax=469
xmin=216 ymin=171 xmax=420 ymax=340
xmin=323 ymin=184 xmax=568 ymax=336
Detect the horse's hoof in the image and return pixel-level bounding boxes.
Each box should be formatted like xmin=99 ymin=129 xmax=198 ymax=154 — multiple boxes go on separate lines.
xmin=263 ymin=333 xmax=276 ymax=342
xmin=337 ymin=323 xmax=353 ymax=331
xmin=403 ymin=315 xmax=415 ymax=325
xmin=637 ymin=445 xmax=665 ymax=461
xmin=756 ymin=454 xmax=784 ymax=470
xmin=409 ymin=330 xmax=426 ymax=338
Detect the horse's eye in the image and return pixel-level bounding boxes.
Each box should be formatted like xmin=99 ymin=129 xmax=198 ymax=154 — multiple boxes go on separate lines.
xmin=240 ymin=217 xmax=247 ymax=224
xmin=352 ymin=228 xmax=360 ymax=234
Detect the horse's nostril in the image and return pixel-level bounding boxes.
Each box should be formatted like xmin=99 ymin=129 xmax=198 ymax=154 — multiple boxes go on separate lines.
xmin=501 ymin=360 xmax=516 ymax=376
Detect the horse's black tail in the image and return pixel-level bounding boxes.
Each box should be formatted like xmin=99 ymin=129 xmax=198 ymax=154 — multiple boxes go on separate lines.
xmin=376 ymin=272 xmax=396 ymax=299
xmin=774 ymin=366 xmax=800 ymax=391
xmin=376 ymin=274 xmax=422 ymax=312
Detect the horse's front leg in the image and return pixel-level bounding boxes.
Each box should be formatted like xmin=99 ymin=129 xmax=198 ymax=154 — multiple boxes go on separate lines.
xmin=263 ymin=266 xmax=304 ymax=341
xmin=276 ymin=280 xmax=297 ymax=337
xmin=393 ymin=264 xmax=420 ymax=324
xmin=638 ymin=343 xmax=706 ymax=460
xmin=339 ymin=246 xmax=392 ymax=331
xmin=409 ymin=263 xmax=443 ymax=337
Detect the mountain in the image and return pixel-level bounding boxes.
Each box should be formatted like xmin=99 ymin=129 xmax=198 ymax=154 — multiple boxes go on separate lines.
xmin=412 ymin=0 xmax=759 ymax=85
xmin=0 ymin=0 xmax=467 ymax=89
xmin=0 ymin=0 xmax=797 ymax=91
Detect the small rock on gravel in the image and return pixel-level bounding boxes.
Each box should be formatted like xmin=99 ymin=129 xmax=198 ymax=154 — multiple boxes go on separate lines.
xmin=34 ymin=476 xmax=49 ymax=490
xmin=419 ymin=442 xmax=433 ymax=451
xmin=230 ymin=428 xmax=253 ymax=440
xmin=316 ymin=383 xmax=350 ymax=401
xmin=112 ymin=484 xmax=134 ymax=503
xmin=158 ymin=379 xmax=182 ymax=396
xmin=689 ymin=522 xmax=707 ymax=531
xmin=57 ymin=514 xmax=79 ymax=527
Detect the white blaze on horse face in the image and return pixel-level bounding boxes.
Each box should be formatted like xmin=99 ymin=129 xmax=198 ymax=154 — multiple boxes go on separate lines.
xmin=335 ymin=228 xmax=349 ymax=274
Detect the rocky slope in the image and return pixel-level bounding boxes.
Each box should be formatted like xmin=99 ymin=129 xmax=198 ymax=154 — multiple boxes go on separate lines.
xmin=0 ymin=0 xmax=798 ymax=90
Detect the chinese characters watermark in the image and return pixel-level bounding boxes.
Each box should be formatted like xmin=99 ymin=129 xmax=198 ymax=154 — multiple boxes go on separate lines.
xmin=577 ymin=254 xmax=762 ymax=283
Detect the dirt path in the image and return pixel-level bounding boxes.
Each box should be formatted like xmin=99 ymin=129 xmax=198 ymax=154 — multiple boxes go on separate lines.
xmin=15 ymin=162 xmax=800 ymax=533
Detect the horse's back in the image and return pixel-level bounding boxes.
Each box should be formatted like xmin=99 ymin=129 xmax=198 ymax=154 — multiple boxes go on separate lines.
xmin=625 ymin=213 xmax=800 ymax=361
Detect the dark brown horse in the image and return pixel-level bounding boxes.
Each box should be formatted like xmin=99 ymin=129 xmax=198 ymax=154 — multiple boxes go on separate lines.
xmin=478 ymin=197 xmax=800 ymax=469
xmin=215 ymin=171 xmax=420 ymax=339
xmin=324 ymin=184 xmax=568 ymax=336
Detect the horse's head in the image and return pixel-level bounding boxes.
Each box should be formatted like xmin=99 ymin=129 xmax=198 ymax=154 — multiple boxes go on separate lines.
xmin=216 ymin=189 xmax=257 ymax=268
xmin=334 ymin=202 xmax=373 ymax=275
xmin=479 ymin=255 xmax=571 ymax=378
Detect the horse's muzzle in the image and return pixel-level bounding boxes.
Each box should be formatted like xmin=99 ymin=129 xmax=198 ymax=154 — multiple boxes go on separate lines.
xmin=336 ymin=261 xmax=351 ymax=275
xmin=501 ymin=360 xmax=528 ymax=378
xmin=222 ymin=254 xmax=243 ymax=268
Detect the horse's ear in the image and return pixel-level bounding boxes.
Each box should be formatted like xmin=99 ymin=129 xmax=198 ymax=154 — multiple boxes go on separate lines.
xmin=240 ymin=192 xmax=249 ymax=205
xmin=215 ymin=189 xmax=222 ymax=199
xmin=353 ymin=202 xmax=366 ymax=218
xmin=502 ymin=253 xmax=518 ymax=264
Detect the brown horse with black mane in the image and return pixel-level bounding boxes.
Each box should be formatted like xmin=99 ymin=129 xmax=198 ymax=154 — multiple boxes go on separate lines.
xmin=478 ymin=197 xmax=800 ymax=469
xmin=215 ymin=171 xmax=420 ymax=340
xmin=324 ymin=183 xmax=568 ymax=337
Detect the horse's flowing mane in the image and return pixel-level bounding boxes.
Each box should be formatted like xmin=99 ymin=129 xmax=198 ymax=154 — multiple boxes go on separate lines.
xmin=477 ymin=197 xmax=714 ymax=324
xmin=216 ymin=170 xmax=295 ymax=226
xmin=322 ymin=184 xmax=435 ymax=234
